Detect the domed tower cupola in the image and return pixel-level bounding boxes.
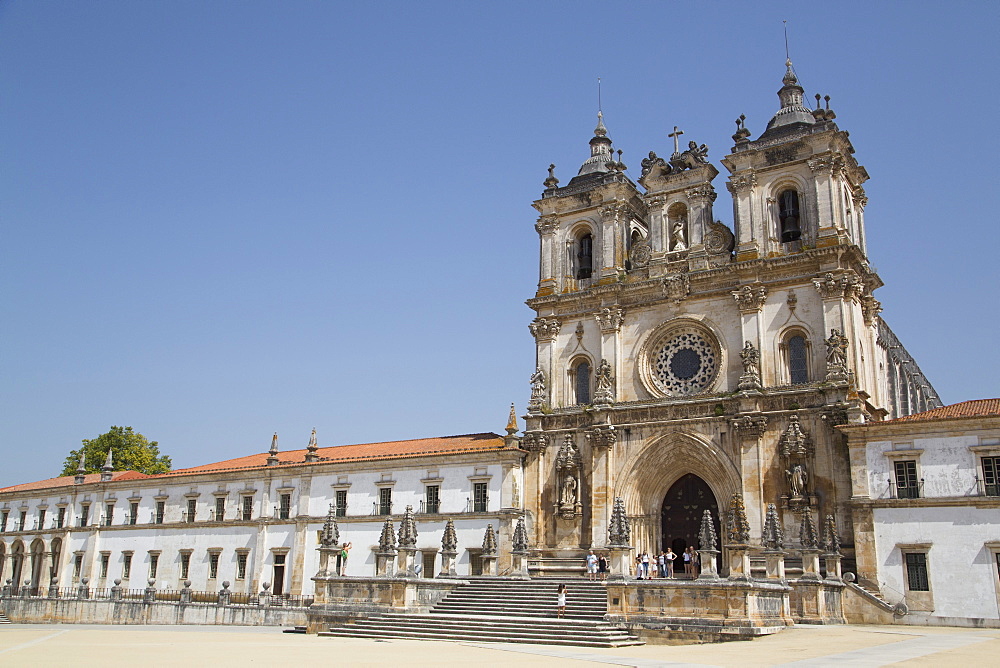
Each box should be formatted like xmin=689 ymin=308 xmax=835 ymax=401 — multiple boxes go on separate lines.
xmin=577 ymin=111 xmax=615 ymax=176
xmin=760 ymin=59 xmax=816 ymax=137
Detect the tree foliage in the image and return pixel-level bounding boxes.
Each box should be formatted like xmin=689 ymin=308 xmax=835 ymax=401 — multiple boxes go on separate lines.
xmin=60 ymin=426 xmax=172 ymax=477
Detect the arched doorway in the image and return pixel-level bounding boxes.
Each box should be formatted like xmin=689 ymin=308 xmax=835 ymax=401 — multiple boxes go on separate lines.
xmin=11 ymin=541 xmax=25 ymax=591
xmin=661 ymin=473 xmax=720 ymax=554
xmin=30 ymin=539 xmax=45 ymax=591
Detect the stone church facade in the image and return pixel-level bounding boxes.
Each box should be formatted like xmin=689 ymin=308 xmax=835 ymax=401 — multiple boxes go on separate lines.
xmin=521 ymin=59 xmax=939 ymax=575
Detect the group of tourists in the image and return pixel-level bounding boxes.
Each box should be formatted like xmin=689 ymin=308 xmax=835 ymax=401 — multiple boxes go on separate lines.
xmin=634 ymin=546 xmax=699 ymax=579
xmin=584 ymin=550 xmax=610 ymax=580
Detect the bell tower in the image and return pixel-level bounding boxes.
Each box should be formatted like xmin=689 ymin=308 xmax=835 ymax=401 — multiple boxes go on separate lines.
xmin=722 ymin=60 xmax=871 ymax=262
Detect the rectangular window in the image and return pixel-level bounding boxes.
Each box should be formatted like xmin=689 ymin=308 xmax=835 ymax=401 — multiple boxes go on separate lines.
xmin=100 ymin=553 xmax=110 ymax=578
xmin=18 ymin=511 xmax=26 ymax=531
xmin=123 ymin=553 xmax=132 ymax=580
xmin=425 ymin=485 xmax=440 ymax=514
xmin=894 ymin=460 xmax=920 ymax=499
xmin=149 ymin=553 xmax=159 ymax=579
xmin=74 ymin=554 xmax=83 ymax=578
xmin=186 ymin=499 xmax=196 ymax=522
xmin=38 ymin=509 xmax=47 ymax=529
xmin=180 ymin=553 xmax=191 ymax=579
xmin=241 ymin=496 xmax=253 ymax=521
xmin=155 ymin=501 xmax=165 ymax=524
xmin=983 ymin=456 xmax=1000 ymax=497
xmin=215 ymin=497 xmax=225 ymax=521
xmin=378 ymin=488 xmax=392 ymax=515
xmin=105 ymin=504 xmax=114 ymax=526
xmin=1 ymin=510 xmax=8 ymax=532
xmin=236 ymin=553 xmax=248 ymax=580
xmin=80 ymin=505 xmax=89 ymax=527
xmin=335 ymin=490 xmax=347 ymax=517
xmin=129 ymin=502 xmax=138 ymax=525
xmin=57 ymin=507 xmax=65 ymax=529
xmin=473 ymin=482 xmax=488 ymax=512
xmin=279 ymin=493 xmax=291 ymax=520
xmin=905 ymin=552 xmax=929 ymax=591
xmin=209 ymin=553 xmax=220 ymax=579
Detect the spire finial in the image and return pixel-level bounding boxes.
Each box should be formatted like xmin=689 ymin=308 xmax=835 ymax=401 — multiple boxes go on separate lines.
xmin=506 ymin=403 xmax=518 ymax=435
xmin=783 ymin=20 xmax=790 ymax=61
xmin=597 ymin=77 xmax=602 ymax=114
xmin=668 ymin=126 xmax=684 ymax=154
xmin=595 ymin=110 xmax=607 ymax=137
xmin=103 ymin=449 xmax=113 ymax=471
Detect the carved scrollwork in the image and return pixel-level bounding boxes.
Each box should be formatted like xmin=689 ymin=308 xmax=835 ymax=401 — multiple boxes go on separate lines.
xmin=704 ymin=220 xmax=735 ymax=256
xmin=529 ymin=317 xmax=561 ymax=342
xmin=586 ymin=424 xmax=617 ymax=450
xmin=806 ymin=153 xmax=844 ymax=176
xmin=732 ymin=282 xmax=768 ymax=313
xmin=629 ymin=241 xmax=651 ymax=268
xmin=812 ymin=271 xmax=863 ymax=301
xmin=535 ymin=214 xmax=559 ymax=235
xmin=726 ymin=170 xmax=757 ymax=194
xmin=730 ymin=414 xmax=768 ymax=439
xmin=861 ymin=294 xmax=882 ymax=326
xmin=684 ymin=185 xmax=717 ymax=203
xmin=521 ymin=432 xmax=549 ymax=453
xmin=595 ymin=306 xmax=625 ymax=333
xmin=661 ymin=273 xmax=690 ymax=303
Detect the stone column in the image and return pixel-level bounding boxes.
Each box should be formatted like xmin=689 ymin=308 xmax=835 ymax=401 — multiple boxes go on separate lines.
xmin=535 ymin=215 xmax=558 ymax=296
xmin=77 ymin=577 xmax=90 ymax=599
xmin=726 ymin=170 xmax=758 ymax=260
xmin=110 ymin=579 xmax=123 ymax=601
xmin=218 ymin=581 xmax=232 ymax=606
xmin=143 ymin=578 xmax=157 ymax=603
xmin=179 ymin=580 xmax=192 ymax=604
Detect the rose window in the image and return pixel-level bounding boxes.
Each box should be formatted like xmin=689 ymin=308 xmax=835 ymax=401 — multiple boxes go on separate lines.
xmin=649 ymin=328 xmax=719 ymax=395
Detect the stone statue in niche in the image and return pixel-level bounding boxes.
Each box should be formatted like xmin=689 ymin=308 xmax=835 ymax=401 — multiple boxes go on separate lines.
xmin=593 ymin=358 xmax=614 ymax=404
xmin=555 ymin=435 xmax=583 ymax=519
xmin=825 ymin=329 xmax=848 ymax=366
xmin=671 ymin=219 xmax=687 ymax=251
xmin=561 ymin=475 xmax=577 ymax=506
xmin=786 ymin=463 xmax=809 ymax=498
xmin=738 ymin=340 xmax=762 ymax=391
xmin=528 ymin=366 xmax=546 ymax=411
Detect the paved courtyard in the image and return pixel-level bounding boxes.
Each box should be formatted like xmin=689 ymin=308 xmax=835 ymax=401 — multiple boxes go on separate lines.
xmin=1 ymin=623 xmax=998 ymax=667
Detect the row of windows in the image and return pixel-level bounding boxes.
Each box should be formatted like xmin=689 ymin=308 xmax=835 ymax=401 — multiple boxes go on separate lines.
xmin=887 ymin=456 xmax=1000 ymax=499
xmin=0 ymin=482 xmax=495 ymax=532
xmin=72 ymin=550 xmax=251 ymax=583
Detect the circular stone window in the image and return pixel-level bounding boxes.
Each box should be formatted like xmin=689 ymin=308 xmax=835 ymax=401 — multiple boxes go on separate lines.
xmin=646 ymin=326 xmax=720 ymax=396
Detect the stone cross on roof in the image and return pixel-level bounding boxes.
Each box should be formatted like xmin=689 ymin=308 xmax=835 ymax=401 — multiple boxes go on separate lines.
xmin=668 ymin=126 xmax=684 ymax=154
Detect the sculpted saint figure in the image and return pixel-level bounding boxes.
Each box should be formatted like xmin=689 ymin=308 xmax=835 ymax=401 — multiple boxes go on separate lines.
xmin=529 ymin=367 xmax=546 ymax=402
xmin=786 ymin=464 xmax=808 ymax=497
xmin=825 ymin=329 xmax=848 ymax=366
xmin=740 ymin=341 xmax=760 ymax=377
xmin=561 ymin=475 xmax=577 ymax=506
xmin=671 ymin=219 xmax=687 ymax=251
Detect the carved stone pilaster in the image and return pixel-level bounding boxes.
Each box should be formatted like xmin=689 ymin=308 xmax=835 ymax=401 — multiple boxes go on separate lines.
xmin=726 ymin=170 xmax=757 ymax=194
xmin=812 ymin=271 xmax=863 ymax=301
xmin=730 ymin=414 xmax=768 ymax=440
xmin=586 ymin=424 xmax=617 ymax=450
xmin=732 ymin=282 xmax=768 ymax=313
xmin=595 ymin=306 xmax=625 ymax=333
xmin=534 ymin=214 xmax=559 ymax=235
xmin=861 ymin=294 xmax=882 ymax=326
xmin=600 ymin=202 xmax=627 ymax=223
xmin=661 ymin=273 xmax=690 ymax=303
xmin=528 ymin=317 xmax=561 ymax=342
xmin=521 ymin=432 xmax=548 ymax=453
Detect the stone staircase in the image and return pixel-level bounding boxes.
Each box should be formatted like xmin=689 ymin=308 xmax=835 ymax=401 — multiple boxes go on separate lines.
xmin=315 ymin=578 xmax=642 ymax=647
xmin=0 ymin=610 xmax=12 ymax=624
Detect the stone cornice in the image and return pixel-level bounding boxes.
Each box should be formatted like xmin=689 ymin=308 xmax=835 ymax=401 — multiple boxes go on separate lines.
xmin=850 ymin=495 xmax=1000 ymax=510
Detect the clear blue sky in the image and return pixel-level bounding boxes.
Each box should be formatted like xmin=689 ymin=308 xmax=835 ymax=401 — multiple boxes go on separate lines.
xmin=2 ymin=1 xmax=998 ymax=488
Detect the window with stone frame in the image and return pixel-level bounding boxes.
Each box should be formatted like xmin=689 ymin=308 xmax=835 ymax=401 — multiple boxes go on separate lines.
xmin=335 ymin=490 xmax=347 ymax=517
xmin=56 ymin=507 xmax=65 ymax=529
xmin=894 ymin=460 xmax=921 ymax=499
xmin=473 ymin=482 xmax=488 ymax=512
xmin=100 ymin=553 xmax=110 ymax=579
xmin=104 ymin=503 xmax=114 ymax=526
xmin=982 ymin=456 xmax=1000 ymax=497
xmin=18 ymin=510 xmax=26 ymax=531
xmin=186 ymin=498 xmax=196 ymax=522
xmin=38 ymin=509 xmax=46 ymax=530
xmin=122 ymin=552 xmax=133 ymax=580
xmin=575 ymin=232 xmax=593 ymax=279
xmin=180 ymin=552 xmax=191 ymax=580
xmin=215 ymin=497 xmax=225 ymax=521
xmin=148 ymin=553 xmax=159 ymax=579
xmin=155 ymin=501 xmax=165 ymax=524
xmin=378 ymin=487 xmax=393 ymax=516
xmin=241 ymin=495 xmax=253 ymax=521
xmin=1 ymin=510 xmax=8 ymax=532
xmin=279 ymin=493 xmax=291 ymax=520
xmin=74 ymin=554 xmax=84 ymax=579
xmin=236 ymin=552 xmax=248 ymax=580
xmin=425 ymin=485 xmax=440 ymax=514
xmin=208 ymin=551 xmax=221 ymax=580
xmin=79 ymin=505 xmax=89 ymax=527
xmin=904 ymin=552 xmax=929 ymax=591
xmin=129 ymin=502 xmax=138 ymax=525
xmin=573 ymin=359 xmax=592 ymax=405
xmin=788 ymin=334 xmax=809 ymax=384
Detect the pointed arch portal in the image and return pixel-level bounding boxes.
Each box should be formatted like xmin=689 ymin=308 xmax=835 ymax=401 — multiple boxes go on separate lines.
xmin=660 ymin=473 xmax=720 ymax=554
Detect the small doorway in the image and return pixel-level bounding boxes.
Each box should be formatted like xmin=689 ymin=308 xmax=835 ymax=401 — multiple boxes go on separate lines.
xmin=661 ymin=474 xmax=719 ymax=554
xmin=272 ymin=553 xmax=286 ymax=595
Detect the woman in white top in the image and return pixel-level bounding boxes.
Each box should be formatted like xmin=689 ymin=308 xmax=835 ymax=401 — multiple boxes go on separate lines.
xmin=556 ymin=583 xmax=567 ymax=618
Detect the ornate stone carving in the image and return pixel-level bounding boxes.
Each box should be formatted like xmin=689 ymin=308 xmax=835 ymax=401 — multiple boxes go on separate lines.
xmin=397 ymin=505 xmax=418 ymax=548
xmin=305 ymin=428 xmax=319 ymax=463
xmin=661 ymin=273 xmax=690 ymax=303
xmin=786 ymin=290 xmax=798 ymax=312
xmin=593 ymin=358 xmax=615 ymax=404
xmin=441 ymin=519 xmax=458 ymax=553
xmin=555 ymin=434 xmax=583 ymax=519
xmin=684 ymin=184 xmax=717 ymax=203
xmin=824 ymin=515 xmax=841 ymax=554
xmin=586 ymin=424 xmax=617 ymax=450
xmin=527 ymin=366 xmax=547 ymax=412
xmin=806 ymin=153 xmax=844 ymax=176
xmin=528 ymin=317 xmax=561 ymax=342
xmin=726 ymin=170 xmax=757 ymax=194
xmin=595 ymin=306 xmax=625 ymax=333
xmin=482 ymin=524 xmax=498 ymax=555
xmin=812 ymin=271 xmax=863 ymax=301
xmin=608 ymin=497 xmax=631 ymax=546
xmin=733 ymin=283 xmax=768 ymax=313
xmin=861 ymin=294 xmax=883 ymax=326
xmin=762 ymin=504 xmax=784 ymax=551
xmin=780 ymin=414 xmax=812 ymax=458
xmin=731 ymin=414 xmax=768 ymax=439
xmin=639 ymin=151 xmax=667 ymax=179
xmin=535 ymin=214 xmax=558 ymax=235
xmin=600 ymin=202 xmax=627 ymax=222
xmin=738 ymin=341 xmax=762 ymax=391
xmin=521 ymin=431 xmax=548 ymax=452
xmin=629 ymin=241 xmax=651 ymax=268
xmin=512 ymin=516 xmax=529 ymax=553
xmin=786 ymin=463 xmax=809 ymax=498
xmin=799 ymin=509 xmax=819 ymax=549
xmin=699 ymin=509 xmax=718 ymax=551
xmin=726 ymin=493 xmax=751 ymax=545
xmin=671 ymin=141 xmax=710 ymax=171
xmin=543 ymin=164 xmax=559 ymax=189
xmin=378 ymin=518 xmax=397 ymax=554
xmin=320 ymin=503 xmax=340 ymax=547
xmin=824 ymin=328 xmax=850 ymax=381
xmin=704 ymin=220 xmax=735 ymax=259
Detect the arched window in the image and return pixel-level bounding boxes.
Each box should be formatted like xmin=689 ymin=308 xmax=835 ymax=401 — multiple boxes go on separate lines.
xmin=788 ymin=335 xmax=808 ymax=384
xmin=574 ymin=360 xmax=592 ymax=405
xmin=778 ymin=189 xmax=801 ymax=242
xmin=576 ymin=233 xmax=593 ymax=279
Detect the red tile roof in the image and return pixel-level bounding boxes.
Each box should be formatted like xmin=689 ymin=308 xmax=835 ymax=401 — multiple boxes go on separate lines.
xmin=882 ymin=399 xmax=1000 ymax=424
xmin=0 ymin=471 xmax=149 ymax=494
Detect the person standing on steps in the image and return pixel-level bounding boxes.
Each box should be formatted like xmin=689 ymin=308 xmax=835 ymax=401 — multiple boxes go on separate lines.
xmin=339 ymin=542 xmax=352 ymax=576
xmin=597 ymin=553 xmax=609 ymax=581
xmin=683 ymin=547 xmax=693 ymax=577
xmin=556 ymin=583 xmax=567 ymax=618
xmin=664 ymin=547 xmax=677 ymax=578
xmin=585 ymin=550 xmax=598 ymax=581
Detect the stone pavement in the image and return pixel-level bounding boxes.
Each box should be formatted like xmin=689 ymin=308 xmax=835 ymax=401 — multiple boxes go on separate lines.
xmin=0 ymin=623 xmax=997 ymax=667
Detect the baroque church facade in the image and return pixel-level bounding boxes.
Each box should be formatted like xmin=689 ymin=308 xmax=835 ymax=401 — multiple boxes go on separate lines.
xmin=520 ymin=59 xmax=939 ymax=574
xmin=3 ymin=59 xmax=966 ymax=618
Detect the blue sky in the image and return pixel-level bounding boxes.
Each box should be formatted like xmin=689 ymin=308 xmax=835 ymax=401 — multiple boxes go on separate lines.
xmin=2 ymin=1 xmax=998 ymax=488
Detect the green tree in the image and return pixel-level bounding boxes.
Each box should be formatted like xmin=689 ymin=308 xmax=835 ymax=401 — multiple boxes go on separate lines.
xmin=60 ymin=426 xmax=172 ymax=477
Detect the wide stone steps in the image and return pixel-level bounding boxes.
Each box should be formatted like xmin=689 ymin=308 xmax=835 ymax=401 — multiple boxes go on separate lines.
xmin=0 ymin=611 xmax=11 ymax=624
xmin=318 ymin=612 xmax=643 ymax=647
xmin=432 ymin=580 xmax=608 ymax=620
